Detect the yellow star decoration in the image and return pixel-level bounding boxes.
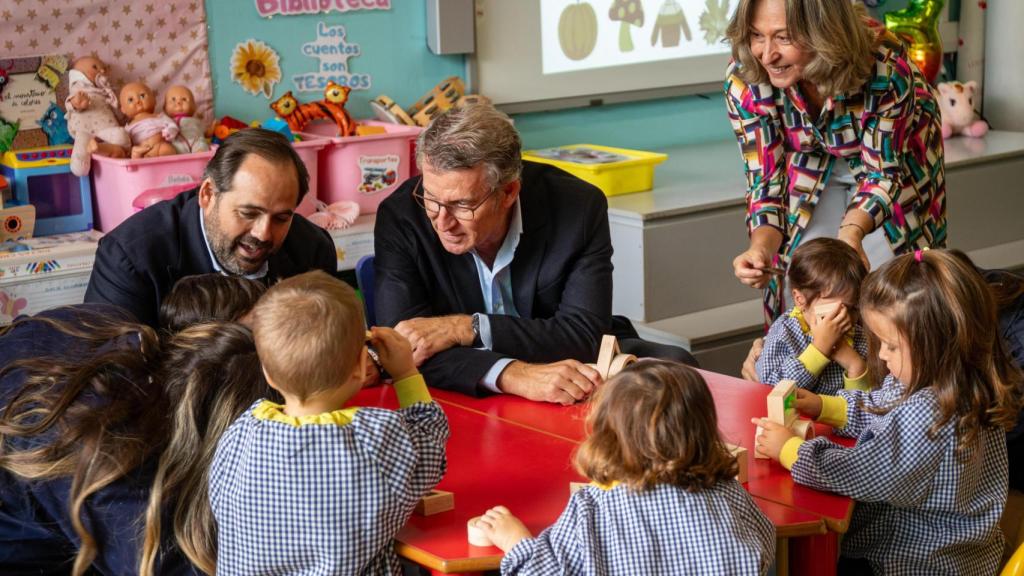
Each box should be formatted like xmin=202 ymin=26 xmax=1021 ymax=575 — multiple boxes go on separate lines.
xmin=230 ymin=39 xmax=281 ymax=98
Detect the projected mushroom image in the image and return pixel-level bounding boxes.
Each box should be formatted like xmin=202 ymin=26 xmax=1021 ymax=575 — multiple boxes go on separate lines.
xmin=559 ymin=1 xmax=599 ymax=61
xmin=651 ymin=0 xmax=692 ymax=47
xmin=699 ymin=0 xmax=731 ymax=44
xmin=609 ymin=0 xmax=644 ymax=52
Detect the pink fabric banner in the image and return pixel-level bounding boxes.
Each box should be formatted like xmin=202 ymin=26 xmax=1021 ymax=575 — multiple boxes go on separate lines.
xmin=1 ymin=0 xmax=214 ymax=134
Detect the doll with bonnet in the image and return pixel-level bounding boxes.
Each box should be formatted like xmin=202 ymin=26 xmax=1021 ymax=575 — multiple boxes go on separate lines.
xmin=65 ymin=56 xmax=131 ymax=176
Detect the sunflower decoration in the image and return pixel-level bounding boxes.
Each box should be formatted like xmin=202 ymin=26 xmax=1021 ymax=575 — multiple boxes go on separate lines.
xmin=231 ymin=39 xmax=282 ymax=98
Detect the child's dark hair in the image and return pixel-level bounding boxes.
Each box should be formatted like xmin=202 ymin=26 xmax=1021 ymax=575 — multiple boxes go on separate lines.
xmin=158 ymin=274 xmax=267 ymax=334
xmin=860 ymin=250 xmax=1024 ymax=451
xmin=575 ymin=360 xmax=738 ymax=491
xmin=787 ymin=237 xmax=868 ymax=302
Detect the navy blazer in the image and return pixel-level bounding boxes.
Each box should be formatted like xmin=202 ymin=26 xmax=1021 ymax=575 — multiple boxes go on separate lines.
xmin=85 ymin=190 xmax=337 ymax=327
xmin=374 ymin=162 xmax=616 ymax=396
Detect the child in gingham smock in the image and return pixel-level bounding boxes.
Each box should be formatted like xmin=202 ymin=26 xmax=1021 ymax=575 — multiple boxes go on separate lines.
xmin=755 ymin=250 xmax=1024 ymax=575
xmin=476 ymin=360 xmax=775 ymax=575
xmin=756 ymin=238 xmax=871 ymax=395
xmin=209 ymin=271 xmax=449 ymax=575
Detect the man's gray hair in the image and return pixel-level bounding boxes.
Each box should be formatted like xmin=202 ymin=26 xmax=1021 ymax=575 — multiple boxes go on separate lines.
xmin=416 ymin=104 xmax=523 ymax=191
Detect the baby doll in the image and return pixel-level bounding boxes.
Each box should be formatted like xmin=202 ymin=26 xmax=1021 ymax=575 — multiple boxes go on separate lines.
xmin=119 ymin=82 xmax=178 ymax=159
xmin=163 ymin=85 xmax=210 ymax=154
xmin=65 ymin=56 xmax=131 ymax=176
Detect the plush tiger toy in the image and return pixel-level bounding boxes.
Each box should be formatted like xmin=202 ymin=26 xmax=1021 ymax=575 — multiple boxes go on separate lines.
xmin=270 ymin=82 xmax=356 ymax=137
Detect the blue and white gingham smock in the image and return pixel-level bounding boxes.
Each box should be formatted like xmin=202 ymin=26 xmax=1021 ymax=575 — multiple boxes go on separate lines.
xmin=500 ymin=480 xmax=775 ymax=575
xmin=209 ymin=375 xmax=449 ymax=576
xmin=756 ymin=306 xmax=869 ymax=395
xmin=790 ymin=375 xmax=1007 ymax=575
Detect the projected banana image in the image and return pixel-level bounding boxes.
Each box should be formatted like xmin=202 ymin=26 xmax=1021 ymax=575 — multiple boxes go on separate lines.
xmin=651 ymin=0 xmax=692 ymax=47
xmin=558 ymin=1 xmax=599 ymax=60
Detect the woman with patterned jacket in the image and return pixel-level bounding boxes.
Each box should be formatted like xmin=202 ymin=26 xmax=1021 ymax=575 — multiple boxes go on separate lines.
xmin=723 ymin=0 xmax=945 ymax=326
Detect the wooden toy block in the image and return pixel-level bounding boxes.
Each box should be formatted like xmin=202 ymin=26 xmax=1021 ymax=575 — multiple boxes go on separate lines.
xmin=767 ymin=379 xmax=797 ymax=427
xmin=792 ymin=419 xmax=815 ymax=440
xmin=754 ymin=425 xmax=769 ymax=459
xmin=569 ymin=482 xmax=588 ymax=495
xmin=813 ymin=301 xmax=841 ymax=322
xmin=0 ymin=204 xmax=36 ymax=242
xmin=726 ymin=443 xmax=748 ymax=483
xmin=596 ymin=334 xmax=619 ymax=380
xmin=414 ymin=489 xmax=454 ymax=516
xmin=467 ymin=516 xmax=492 ymax=547
xmin=608 ymin=353 xmax=637 ymax=377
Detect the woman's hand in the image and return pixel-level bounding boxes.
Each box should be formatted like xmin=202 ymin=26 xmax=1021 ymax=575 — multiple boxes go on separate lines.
xmin=838 ymin=217 xmax=872 ymax=271
xmin=733 ymin=245 xmax=777 ymax=290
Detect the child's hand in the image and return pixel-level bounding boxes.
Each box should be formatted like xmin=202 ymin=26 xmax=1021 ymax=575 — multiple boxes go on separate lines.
xmin=474 ymin=506 xmax=533 ymax=552
xmin=751 ymin=418 xmax=796 ymax=461
xmin=831 ymin=340 xmax=866 ymax=378
xmin=360 ymin=348 xmax=383 ymax=388
xmin=795 ymin=388 xmax=822 ymax=419
xmin=368 ymin=327 xmax=417 ymax=381
xmin=810 ymin=304 xmax=852 ymax=356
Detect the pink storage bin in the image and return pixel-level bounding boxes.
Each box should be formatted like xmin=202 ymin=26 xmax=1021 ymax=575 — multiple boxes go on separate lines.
xmin=299 ymin=120 xmax=422 ymax=214
xmin=90 ymin=138 xmax=327 ymax=232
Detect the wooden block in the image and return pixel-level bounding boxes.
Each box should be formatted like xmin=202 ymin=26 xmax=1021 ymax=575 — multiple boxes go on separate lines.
xmin=813 ymin=301 xmax=841 ymax=322
xmin=767 ymin=379 xmax=797 ymax=427
xmin=467 ymin=516 xmax=492 ymax=547
xmin=754 ymin=425 xmax=769 ymax=459
xmin=607 ymin=353 xmax=637 ymax=378
xmin=596 ymin=335 xmax=619 ymax=380
xmin=414 ymin=489 xmax=454 ymax=516
xmin=0 ymin=204 xmax=36 ymax=242
xmin=569 ymin=482 xmax=588 ymax=495
xmin=726 ymin=443 xmax=748 ymax=483
xmin=791 ymin=419 xmax=815 ymax=440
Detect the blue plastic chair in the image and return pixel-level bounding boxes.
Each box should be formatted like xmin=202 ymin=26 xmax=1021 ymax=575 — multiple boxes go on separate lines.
xmin=355 ymin=255 xmax=376 ymax=327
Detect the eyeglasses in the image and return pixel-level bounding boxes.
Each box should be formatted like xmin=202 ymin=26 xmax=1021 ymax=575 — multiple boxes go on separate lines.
xmin=412 ymin=179 xmax=498 ymax=221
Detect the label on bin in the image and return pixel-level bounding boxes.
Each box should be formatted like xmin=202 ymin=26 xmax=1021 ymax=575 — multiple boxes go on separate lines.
xmin=357 ymin=154 xmax=399 ymax=195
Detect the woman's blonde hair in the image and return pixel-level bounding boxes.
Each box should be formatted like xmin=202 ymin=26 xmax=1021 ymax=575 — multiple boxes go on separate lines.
xmin=860 ymin=250 xmax=1024 ymax=452
xmin=575 ymin=360 xmax=738 ymax=491
xmin=725 ymin=0 xmax=878 ymax=97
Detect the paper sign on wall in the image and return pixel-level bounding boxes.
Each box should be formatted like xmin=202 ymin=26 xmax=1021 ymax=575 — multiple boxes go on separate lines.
xmin=293 ymin=22 xmax=372 ymax=93
xmin=255 ymin=0 xmax=391 ymax=18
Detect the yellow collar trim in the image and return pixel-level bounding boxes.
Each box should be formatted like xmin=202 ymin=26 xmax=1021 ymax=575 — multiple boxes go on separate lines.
xmin=789 ymin=305 xmax=811 ymax=334
xmin=252 ymin=399 xmax=359 ymax=427
xmin=591 ymin=480 xmax=621 ymax=491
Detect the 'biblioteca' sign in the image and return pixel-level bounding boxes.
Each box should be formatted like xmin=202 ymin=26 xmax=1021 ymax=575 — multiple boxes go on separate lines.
xmin=255 ymin=0 xmax=390 ymax=18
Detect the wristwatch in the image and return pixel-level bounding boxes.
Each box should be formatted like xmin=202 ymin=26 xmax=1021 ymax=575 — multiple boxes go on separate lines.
xmin=471 ymin=313 xmax=483 ymax=347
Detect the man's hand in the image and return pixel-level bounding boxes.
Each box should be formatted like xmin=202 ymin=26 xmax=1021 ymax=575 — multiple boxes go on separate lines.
xmin=742 ymin=337 xmax=765 ymax=382
xmin=794 ymin=388 xmax=823 ymax=420
xmin=474 ymin=506 xmax=532 ymax=553
xmin=751 ymin=417 xmax=796 ymax=461
xmin=395 ymin=315 xmax=474 ymax=366
xmin=809 ymin=304 xmax=852 ymax=357
xmin=367 ymin=326 xmax=418 ymax=381
xmin=497 ymin=360 xmax=602 ymax=405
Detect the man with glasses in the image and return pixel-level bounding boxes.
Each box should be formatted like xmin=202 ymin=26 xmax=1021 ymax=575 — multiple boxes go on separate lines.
xmin=374 ymin=104 xmax=696 ymax=404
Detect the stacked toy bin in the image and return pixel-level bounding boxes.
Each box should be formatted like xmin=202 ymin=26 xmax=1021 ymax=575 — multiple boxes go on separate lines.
xmin=299 ymin=121 xmax=423 ymax=214
xmin=89 ymin=137 xmax=328 ymax=232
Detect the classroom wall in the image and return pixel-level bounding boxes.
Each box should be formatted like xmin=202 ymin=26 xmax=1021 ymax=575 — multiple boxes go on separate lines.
xmin=204 ymin=0 xmax=915 ymax=151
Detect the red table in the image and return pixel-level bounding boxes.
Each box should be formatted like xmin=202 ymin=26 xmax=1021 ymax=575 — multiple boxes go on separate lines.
xmin=351 ymin=369 xmax=850 ymax=574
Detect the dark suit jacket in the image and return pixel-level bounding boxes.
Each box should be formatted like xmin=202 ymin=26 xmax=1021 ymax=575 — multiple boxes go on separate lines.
xmin=374 ymin=161 xmax=615 ymax=395
xmin=85 ymin=189 xmax=337 ymax=327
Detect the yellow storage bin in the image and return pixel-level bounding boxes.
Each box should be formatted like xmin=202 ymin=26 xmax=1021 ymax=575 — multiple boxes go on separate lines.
xmin=522 ymin=144 xmax=668 ymax=197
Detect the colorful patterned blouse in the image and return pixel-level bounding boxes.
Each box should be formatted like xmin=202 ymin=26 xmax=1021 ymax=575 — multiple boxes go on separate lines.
xmin=724 ymin=30 xmax=946 ymax=323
